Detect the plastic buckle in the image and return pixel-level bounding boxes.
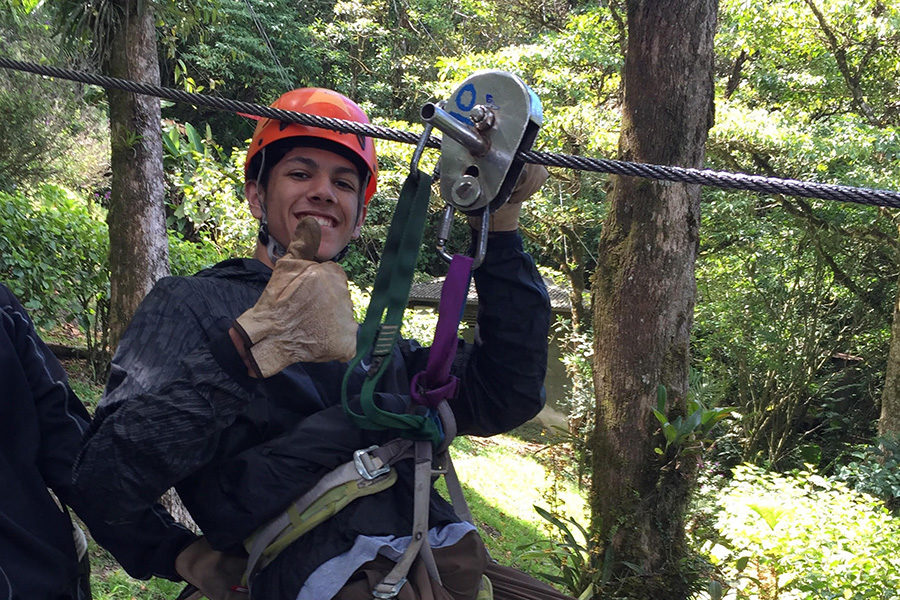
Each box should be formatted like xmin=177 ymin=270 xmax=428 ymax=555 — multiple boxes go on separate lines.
xmin=373 ymin=577 xmax=408 ymax=599
xmin=354 ymin=446 xmax=391 ymax=480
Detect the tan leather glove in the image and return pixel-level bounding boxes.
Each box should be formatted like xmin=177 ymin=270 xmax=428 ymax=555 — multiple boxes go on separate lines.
xmin=175 ymin=537 xmax=247 ymax=600
xmin=467 ymin=163 xmax=549 ymax=232
xmin=232 ymin=217 xmax=358 ymax=378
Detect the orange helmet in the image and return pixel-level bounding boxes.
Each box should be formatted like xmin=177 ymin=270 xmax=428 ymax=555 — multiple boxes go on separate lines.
xmin=245 ymin=88 xmax=378 ymax=205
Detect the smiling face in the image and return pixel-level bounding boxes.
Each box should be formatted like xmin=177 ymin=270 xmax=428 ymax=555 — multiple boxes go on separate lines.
xmin=246 ymin=146 xmax=367 ymax=265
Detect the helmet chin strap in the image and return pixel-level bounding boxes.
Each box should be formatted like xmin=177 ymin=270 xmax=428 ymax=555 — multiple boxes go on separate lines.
xmin=254 ymin=146 xmax=289 ymax=265
xmin=258 ymin=211 xmax=288 ymax=265
xmin=258 ymin=219 xmax=288 ymax=264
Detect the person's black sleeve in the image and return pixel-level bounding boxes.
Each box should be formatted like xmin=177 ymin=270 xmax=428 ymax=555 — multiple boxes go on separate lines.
xmin=0 ymin=284 xmax=91 ymax=504
xmin=409 ymin=231 xmax=551 ymax=436
xmin=71 ymin=278 xmax=253 ymax=580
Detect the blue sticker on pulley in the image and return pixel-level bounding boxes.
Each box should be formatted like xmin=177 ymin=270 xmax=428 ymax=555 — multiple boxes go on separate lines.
xmin=455 ymin=83 xmax=477 ymax=112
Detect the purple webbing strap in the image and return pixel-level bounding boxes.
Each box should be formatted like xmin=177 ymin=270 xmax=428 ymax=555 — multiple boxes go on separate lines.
xmin=410 ymin=254 xmax=474 ymax=408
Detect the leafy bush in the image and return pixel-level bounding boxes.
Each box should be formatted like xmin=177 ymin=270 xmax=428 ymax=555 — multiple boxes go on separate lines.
xmin=706 ymin=464 xmax=900 ymax=599
xmin=832 ymin=435 xmax=900 ymax=513
xmin=0 ymin=185 xmax=110 ymax=377
xmin=167 ymin=233 xmax=231 ymax=277
xmin=162 ymin=121 xmax=256 ymax=258
xmin=653 ymin=380 xmax=734 ymax=459
xmin=0 ymin=9 xmax=109 ymax=193
xmin=518 ymin=505 xmax=607 ymax=600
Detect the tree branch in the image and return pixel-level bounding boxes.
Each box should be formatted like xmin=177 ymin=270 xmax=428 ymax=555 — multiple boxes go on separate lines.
xmin=802 ymin=0 xmax=882 ymax=126
xmin=724 ymin=49 xmax=748 ymax=100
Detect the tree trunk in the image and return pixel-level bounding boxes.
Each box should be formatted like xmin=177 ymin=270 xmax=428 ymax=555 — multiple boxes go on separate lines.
xmin=560 ymin=225 xmax=589 ymax=334
xmin=105 ymin=0 xmax=169 ymax=352
xmin=589 ymin=1 xmax=716 ymax=597
xmin=880 ymin=269 xmax=900 ymax=437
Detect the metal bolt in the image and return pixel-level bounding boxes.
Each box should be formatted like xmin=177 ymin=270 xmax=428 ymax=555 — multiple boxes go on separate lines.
xmin=469 ymin=105 xmax=495 ymax=131
xmin=451 ymin=174 xmax=481 ymax=207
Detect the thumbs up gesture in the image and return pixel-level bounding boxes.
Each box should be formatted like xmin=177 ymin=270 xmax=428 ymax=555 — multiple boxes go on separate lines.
xmin=232 ymin=217 xmax=358 ymax=378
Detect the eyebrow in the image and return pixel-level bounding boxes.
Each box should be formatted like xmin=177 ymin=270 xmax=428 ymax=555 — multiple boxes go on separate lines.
xmin=283 ymin=156 xmax=360 ymax=181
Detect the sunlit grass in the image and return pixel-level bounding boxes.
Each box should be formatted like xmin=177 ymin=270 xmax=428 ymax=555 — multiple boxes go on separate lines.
xmin=451 ymin=434 xmax=587 ymax=526
xmin=439 ymin=433 xmax=589 ymax=573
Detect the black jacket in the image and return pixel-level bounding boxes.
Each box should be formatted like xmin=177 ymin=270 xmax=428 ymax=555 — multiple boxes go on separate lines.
xmin=73 ymin=232 xmax=550 ymax=596
xmin=0 ymin=284 xmax=90 ymax=599
xmin=0 ymin=285 xmax=88 ymax=600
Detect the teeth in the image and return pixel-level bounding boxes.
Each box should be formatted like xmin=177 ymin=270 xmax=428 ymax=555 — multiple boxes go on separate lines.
xmin=298 ymin=215 xmax=334 ymax=228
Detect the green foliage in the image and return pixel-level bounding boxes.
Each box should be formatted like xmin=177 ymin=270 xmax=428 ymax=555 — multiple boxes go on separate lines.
xmin=3 ymin=0 xmax=41 ymax=16
xmin=518 ymin=506 xmax=608 ymax=599
xmin=708 ymin=464 xmax=900 ymax=599
xmin=0 ymin=185 xmax=110 ymax=377
xmin=832 ymin=435 xmax=900 ymax=513
xmin=653 ymin=382 xmax=734 ymax=458
xmin=91 ymin=570 xmax=183 ymax=600
xmin=161 ymin=0 xmax=320 ymax=148
xmin=162 ymin=120 xmax=256 ymax=258
xmin=0 ymin=7 xmax=109 ymax=193
xmin=717 ymin=0 xmax=900 ymax=126
xmin=695 ymin=182 xmax=888 ymax=468
xmin=53 ymin=0 xmax=218 ymax=74
xmin=68 ymin=369 xmax=103 ymax=412
xmin=697 ymin=0 xmax=900 ymax=473
xmin=548 ymin=315 xmax=594 ymax=485
xmin=50 ymin=0 xmax=123 ymax=66
xmin=167 ymin=233 xmax=230 ymax=277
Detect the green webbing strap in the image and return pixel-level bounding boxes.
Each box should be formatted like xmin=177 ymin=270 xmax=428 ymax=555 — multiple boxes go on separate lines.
xmin=341 ymin=170 xmax=442 ymax=444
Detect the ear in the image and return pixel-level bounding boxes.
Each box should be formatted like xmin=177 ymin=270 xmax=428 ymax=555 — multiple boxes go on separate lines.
xmin=351 ymin=204 xmax=367 ymax=239
xmin=245 ymin=180 xmax=264 ymax=220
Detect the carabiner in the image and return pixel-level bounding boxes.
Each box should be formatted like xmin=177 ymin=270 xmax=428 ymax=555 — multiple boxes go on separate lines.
xmin=409 ymin=122 xmax=434 ymax=175
xmin=435 ymin=205 xmax=489 ymax=268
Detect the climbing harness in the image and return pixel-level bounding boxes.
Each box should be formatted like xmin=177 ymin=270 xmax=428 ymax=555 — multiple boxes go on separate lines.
xmin=2 ymin=57 xmax=900 ymax=208
xmin=338 ymin=70 xmax=543 ymax=599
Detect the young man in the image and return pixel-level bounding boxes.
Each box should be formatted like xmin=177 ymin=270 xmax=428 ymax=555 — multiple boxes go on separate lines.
xmin=73 ymin=88 xmax=551 ymax=600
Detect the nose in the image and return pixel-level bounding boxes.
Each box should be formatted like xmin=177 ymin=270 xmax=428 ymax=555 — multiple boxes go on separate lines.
xmin=307 ymin=173 xmax=337 ymax=203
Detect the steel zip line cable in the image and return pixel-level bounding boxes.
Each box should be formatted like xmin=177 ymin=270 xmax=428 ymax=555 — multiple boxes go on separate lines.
xmin=241 ymin=0 xmax=294 ymax=91
xmin=3 ymin=56 xmax=900 ymax=209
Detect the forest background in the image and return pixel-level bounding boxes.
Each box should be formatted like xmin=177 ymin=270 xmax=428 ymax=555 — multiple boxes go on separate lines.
xmin=2 ymin=0 xmax=900 ymax=598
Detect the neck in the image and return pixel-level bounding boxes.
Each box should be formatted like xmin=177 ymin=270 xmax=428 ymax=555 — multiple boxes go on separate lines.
xmin=254 ymin=243 xmax=276 ymax=269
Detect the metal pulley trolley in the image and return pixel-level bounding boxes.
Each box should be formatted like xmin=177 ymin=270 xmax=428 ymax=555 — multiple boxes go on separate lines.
xmin=420 ymin=70 xmax=543 ymax=267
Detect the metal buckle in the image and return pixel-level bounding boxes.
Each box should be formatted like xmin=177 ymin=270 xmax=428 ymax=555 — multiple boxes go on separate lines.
xmin=373 ymin=578 xmax=408 ymax=599
xmin=353 ymin=446 xmax=391 ymax=480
